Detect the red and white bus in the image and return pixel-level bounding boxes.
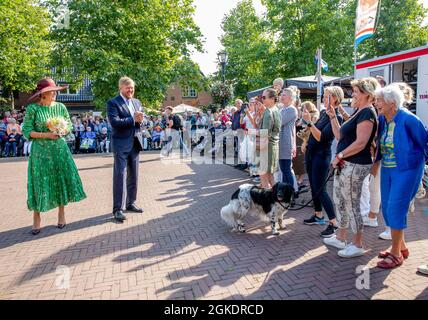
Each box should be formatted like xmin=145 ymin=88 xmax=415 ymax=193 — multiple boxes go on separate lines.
xmin=355 ymin=45 xmax=428 ymax=125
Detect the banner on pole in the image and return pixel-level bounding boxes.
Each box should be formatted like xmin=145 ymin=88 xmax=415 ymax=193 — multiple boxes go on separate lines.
xmin=355 ymin=0 xmax=380 ymax=48
xmin=314 ymin=55 xmax=329 ymax=72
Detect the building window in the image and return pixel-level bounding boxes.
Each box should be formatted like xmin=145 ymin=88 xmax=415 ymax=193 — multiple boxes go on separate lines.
xmin=182 ymin=86 xmax=197 ymax=98
xmin=171 ymin=96 xmax=175 ymax=101
xmin=57 ymin=81 xmax=78 ymax=95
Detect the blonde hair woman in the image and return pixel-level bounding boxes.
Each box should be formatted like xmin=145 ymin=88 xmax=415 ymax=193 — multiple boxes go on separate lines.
xmin=297 ymin=101 xmax=319 ymax=154
xmin=257 ymin=88 xmax=281 ymax=188
xmin=326 ymin=78 xmax=379 ymax=258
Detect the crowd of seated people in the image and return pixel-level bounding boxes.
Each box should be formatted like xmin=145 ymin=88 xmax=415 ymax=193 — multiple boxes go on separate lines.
xmin=0 ymin=107 xmax=237 ymax=157
xmin=0 ymin=108 xmax=28 ymax=157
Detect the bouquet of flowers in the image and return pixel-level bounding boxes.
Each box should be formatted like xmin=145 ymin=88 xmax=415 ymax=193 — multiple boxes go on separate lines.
xmin=46 ymin=117 xmax=69 ymax=137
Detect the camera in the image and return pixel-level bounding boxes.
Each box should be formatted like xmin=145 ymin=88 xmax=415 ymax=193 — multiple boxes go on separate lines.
xmin=242 ymin=103 xmax=249 ymax=111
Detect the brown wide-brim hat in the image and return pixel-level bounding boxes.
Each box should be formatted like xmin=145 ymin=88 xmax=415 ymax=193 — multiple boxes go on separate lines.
xmin=27 ymin=78 xmax=68 ymax=102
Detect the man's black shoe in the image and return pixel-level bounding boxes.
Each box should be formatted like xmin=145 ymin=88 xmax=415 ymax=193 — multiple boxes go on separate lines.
xmin=126 ymin=204 xmax=144 ymax=213
xmin=113 ymin=210 xmax=127 ymax=222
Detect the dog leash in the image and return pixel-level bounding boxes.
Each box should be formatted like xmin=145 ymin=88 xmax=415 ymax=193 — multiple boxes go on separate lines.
xmin=282 ymin=166 xmax=338 ymax=211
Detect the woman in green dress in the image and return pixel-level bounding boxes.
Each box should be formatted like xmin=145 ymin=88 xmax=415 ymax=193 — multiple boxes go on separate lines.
xmin=22 ymin=78 xmax=87 ymax=235
xmin=257 ymin=88 xmax=281 ymax=189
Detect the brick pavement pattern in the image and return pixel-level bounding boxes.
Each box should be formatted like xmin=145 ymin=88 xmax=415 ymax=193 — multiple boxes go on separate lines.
xmin=0 ymin=152 xmax=427 ymax=300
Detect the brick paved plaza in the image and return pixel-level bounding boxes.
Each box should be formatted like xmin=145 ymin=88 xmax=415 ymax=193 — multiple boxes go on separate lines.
xmin=0 ymin=152 xmax=427 ymax=300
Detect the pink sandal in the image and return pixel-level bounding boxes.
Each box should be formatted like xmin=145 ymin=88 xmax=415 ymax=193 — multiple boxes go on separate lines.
xmin=377 ymin=253 xmax=404 ymax=269
xmin=378 ymin=248 xmax=409 ymax=260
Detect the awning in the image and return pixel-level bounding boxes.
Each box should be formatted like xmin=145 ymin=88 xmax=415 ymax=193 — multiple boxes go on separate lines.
xmin=172 ymin=104 xmax=201 ymax=114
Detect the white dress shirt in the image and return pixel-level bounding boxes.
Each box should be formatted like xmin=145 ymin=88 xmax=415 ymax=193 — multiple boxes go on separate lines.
xmin=120 ymin=93 xmax=135 ymax=117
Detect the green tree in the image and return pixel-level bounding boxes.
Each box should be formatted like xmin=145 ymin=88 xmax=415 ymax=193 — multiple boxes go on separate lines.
xmin=170 ymin=56 xmax=208 ymax=93
xmin=47 ymin=0 xmax=203 ymax=110
xmin=0 ymin=0 xmax=52 ymax=108
xmin=220 ymin=0 xmax=277 ymax=99
xmin=263 ymin=0 xmax=355 ymax=78
xmin=263 ymin=0 xmax=427 ymax=76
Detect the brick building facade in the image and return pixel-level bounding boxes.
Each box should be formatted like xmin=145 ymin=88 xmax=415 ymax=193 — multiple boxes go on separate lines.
xmin=161 ymin=83 xmax=213 ymax=110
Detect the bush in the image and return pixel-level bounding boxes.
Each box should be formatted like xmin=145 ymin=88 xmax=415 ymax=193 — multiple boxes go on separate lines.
xmin=210 ymin=81 xmax=234 ymax=106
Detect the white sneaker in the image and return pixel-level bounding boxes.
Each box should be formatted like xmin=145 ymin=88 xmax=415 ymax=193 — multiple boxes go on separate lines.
xmin=338 ymin=244 xmax=365 ymax=258
xmin=417 ymin=264 xmax=428 ymax=275
xmin=379 ymin=228 xmax=392 ymax=240
xmin=363 ymin=216 xmax=378 ymax=228
xmin=323 ymin=235 xmax=347 ymax=249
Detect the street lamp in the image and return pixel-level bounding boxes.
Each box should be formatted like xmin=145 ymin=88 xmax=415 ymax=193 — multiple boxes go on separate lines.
xmin=217 ymin=51 xmax=228 ymax=107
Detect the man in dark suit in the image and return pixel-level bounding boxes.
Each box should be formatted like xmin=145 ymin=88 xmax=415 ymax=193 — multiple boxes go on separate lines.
xmin=107 ymin=77 xmax=145 ymax=222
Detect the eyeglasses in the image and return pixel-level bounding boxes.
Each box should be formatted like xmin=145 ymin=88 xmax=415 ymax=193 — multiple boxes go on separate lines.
xmin=262 ymin=96 xmax=269 ymax=100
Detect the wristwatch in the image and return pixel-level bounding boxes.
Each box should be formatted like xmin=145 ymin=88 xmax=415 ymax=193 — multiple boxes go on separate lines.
xmin=337 ymin=152 xmax=344 ymax=160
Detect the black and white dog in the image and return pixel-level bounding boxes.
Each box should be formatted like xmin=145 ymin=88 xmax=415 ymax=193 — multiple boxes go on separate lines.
xmin=221 ymin=182 xmax=294 ymax=235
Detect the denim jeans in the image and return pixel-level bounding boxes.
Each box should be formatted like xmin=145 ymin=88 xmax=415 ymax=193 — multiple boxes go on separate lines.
xmin=4 ymin=141 xmax=17 ymax=156
xmin=279 ymin=159 xmax=295 ymax=187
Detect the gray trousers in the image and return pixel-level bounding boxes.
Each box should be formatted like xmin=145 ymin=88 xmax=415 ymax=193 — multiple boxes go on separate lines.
xmin=113 ymin=141 xmax=140 ymax=212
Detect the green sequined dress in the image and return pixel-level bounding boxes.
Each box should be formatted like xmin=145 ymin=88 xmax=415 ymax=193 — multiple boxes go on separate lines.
xmin=22 ymin=102 xmax=87 ymax=212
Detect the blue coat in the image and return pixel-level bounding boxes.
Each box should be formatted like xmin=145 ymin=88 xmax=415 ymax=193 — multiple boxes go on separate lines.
xmin=107 ymin=95 xmax=144 ymax=153
xmin=376 ymin=108 xmax=428 ymax=171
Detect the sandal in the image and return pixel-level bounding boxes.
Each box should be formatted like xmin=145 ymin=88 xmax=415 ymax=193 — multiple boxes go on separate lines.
xmin=57 ymin=224 xmax=66 ymax=229
xmin=31 ymin=229 xmax=41 ymax=235
xmin=378 ymin=248 xmax=409 ymax=260
xmin=377 ymin=253 xmax=404 ymax=269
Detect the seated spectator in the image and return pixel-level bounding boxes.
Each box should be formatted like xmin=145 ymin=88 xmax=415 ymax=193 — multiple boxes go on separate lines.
xmin=22 ymin=135 xmax=32 ymax=157
xmin=6 ymin=118 xmax=22 ymax=135
xmin=220 ymin=110 xmax=230 ymax=126
xmin=65 ymin=132 xmax=76 ymax=153
xmin=93 ymin=119 xmax=102 ymax=135
xmin=4 ymin=128 xmax=21 ymax=157
xmin=2 ymin=111 xmax=11 ymax=125
xmin=0 ymin=120 xmax=7 ymax=155
xmin=99 ymin=118 xmax=108 ymax=132
xmin=80 ymin=127 xmax=97 ymax=152
xmin=11 ymin=109 xmax=18 ymax=121
xmin=151 ymin=126 xmax=162 ymax=149
xmin=98 ymin=127 xmax=110 ymax=153
xmin=87 ymin=116 xmax=95 ymax=131
xmin=81 ymin=126 xmax=96 ymax=139
xmin=17 ymin=111 xmax=25 ymax=125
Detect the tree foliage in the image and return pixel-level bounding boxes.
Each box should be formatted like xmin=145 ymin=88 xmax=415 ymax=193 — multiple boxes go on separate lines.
xmin=220 ymin=0 xmax=428 ymax=97
xmin=220 ymin=0 xmax=277 ymax=99
xmin=0 ymin=0 xmax=52 ymax=107
xmin=47 ymin=0 xmax=203 ymax=110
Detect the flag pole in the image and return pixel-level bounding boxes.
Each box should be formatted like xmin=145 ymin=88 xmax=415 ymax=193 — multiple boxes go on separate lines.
xmin=317 ymin=48 xmax=322 ymax=111
xmin=354 ymin=0 xmax=359 ymax=77
xmin=354 ymin=44 xmax=357 ymax=76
